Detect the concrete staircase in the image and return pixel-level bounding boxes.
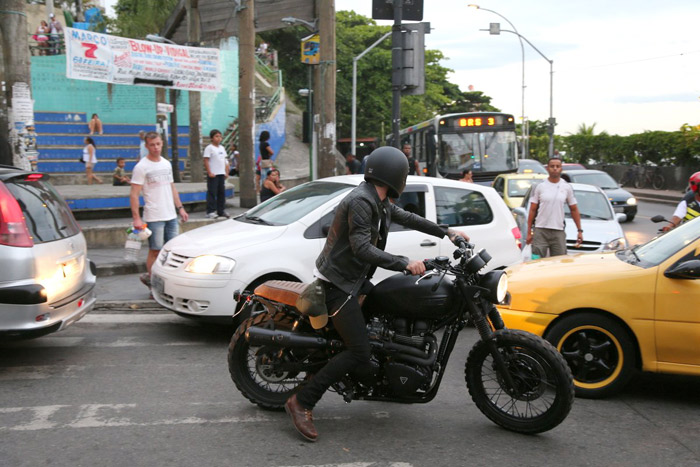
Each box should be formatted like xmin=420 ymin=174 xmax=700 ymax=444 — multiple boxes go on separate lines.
xmin=34 ymin=111 xmax=190 ymax=185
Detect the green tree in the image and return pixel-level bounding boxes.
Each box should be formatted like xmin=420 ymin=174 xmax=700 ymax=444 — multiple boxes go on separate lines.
xmin=110 ymin=0 xmax=179 ymax=38
xmin=263 ymin=10 xmax=500 ymax=142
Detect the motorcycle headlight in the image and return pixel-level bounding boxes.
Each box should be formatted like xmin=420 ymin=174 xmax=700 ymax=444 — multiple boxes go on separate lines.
xmin=185 ymin=255 xmax=236 ymax=274
xmin=480 ymin=270 xmax=509 ymax=304
xmin=603 ymin=237 xmax=627 ymax=251
xmin=626 ymin=197 xmax=637 ymax=206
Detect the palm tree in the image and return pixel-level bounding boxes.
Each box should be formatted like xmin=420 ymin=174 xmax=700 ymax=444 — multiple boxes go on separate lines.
xmin=576 ymin=123 xmax=597 ymax=136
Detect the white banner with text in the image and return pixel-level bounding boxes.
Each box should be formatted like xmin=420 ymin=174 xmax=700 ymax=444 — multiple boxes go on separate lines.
xmin=64 ymin=28 xmax=221 ymax=92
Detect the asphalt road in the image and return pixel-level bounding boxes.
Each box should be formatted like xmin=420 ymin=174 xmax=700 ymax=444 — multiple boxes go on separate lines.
xmin=621 ymin=200 xmax=673 ymax=246
xmin=1 ymin=310 xmax=699 ymax=467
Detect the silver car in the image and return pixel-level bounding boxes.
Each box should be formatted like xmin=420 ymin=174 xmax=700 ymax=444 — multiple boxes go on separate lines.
xmin=0 ymin=167 xmax=96 ymax=338
xmin=513 ymin=182 xmax=628 ymax=253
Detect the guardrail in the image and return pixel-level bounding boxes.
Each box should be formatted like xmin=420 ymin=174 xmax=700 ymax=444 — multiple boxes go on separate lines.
xmin=254 ymin=55 xmax=283 ymax=123
xmin=28 ymin=33 xmax=64 ymax=56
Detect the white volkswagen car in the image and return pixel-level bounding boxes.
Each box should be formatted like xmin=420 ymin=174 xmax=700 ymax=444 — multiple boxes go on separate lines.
xmin=150 ymin=175 xmax=523 ymax=323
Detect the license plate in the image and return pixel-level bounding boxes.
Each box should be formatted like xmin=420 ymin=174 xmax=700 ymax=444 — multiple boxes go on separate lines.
xmin=613 ymin=206 xmax=624 ymax=213
xmin=151 ymin=274 xmax=165 ymax=295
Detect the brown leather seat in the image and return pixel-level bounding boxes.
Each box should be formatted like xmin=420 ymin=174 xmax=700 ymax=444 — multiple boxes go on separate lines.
xmin=254 ymin=280 xmax=307 ymax=307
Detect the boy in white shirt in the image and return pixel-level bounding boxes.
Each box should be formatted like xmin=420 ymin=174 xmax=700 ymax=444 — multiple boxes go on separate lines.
xmin=203 ymin=129 xmax=230 ymax=219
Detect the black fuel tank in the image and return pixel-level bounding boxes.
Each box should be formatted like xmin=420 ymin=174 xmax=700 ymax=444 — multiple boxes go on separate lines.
xmin=364 ymin=272 xmax=456 ymax=319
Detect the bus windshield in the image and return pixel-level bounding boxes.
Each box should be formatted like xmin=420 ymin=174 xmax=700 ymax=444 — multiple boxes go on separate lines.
xmin=438 ymin=130 xmax=518 ymax=176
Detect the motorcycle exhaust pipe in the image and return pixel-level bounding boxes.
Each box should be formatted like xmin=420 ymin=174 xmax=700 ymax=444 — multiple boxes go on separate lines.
xmin=245 ymin=326 xmax=342 ymax=349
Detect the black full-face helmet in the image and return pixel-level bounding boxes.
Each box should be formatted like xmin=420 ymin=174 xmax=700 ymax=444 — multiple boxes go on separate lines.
xmin=363 ymin=146 xmax=409 ymax=198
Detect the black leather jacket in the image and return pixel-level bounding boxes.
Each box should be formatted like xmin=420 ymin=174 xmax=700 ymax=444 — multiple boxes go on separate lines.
xmin=315 ymin=181 xmax=448 ymax=295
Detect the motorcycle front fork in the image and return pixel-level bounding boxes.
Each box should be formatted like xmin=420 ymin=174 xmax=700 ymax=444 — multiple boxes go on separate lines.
xmin=458 ymin=281 xmax=518 ymax=390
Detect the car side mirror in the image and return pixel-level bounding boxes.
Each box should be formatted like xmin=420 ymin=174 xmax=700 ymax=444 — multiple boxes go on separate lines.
xmin=615 ymin=213 xmax=627 ymax=223
xmin=513 ymin=207 xmax=526 ymax=217
xmin=664 ymin=260 xmax=700 ymax=280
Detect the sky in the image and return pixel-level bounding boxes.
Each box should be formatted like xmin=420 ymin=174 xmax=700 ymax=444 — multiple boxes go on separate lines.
xmin=105 ymin=0 xmax=700 ymax=136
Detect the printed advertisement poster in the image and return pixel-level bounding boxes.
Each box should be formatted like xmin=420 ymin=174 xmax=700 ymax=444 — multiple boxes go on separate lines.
xmin=65 ymin=28 xmax=221 ymax=92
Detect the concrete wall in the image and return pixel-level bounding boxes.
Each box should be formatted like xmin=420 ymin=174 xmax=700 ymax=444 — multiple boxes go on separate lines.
xmin=30 ymin=37 xmax=239 ymax=131
xmin=254 ymin=98 xmax=286 ymax=163
xmin=596 ymin=165 xmax=694 ymax=192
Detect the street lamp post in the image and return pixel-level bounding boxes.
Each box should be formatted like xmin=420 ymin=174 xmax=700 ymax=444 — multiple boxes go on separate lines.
xmin=351 ymin=32 xmax=392 ymax=156
xmin=281 ymin=17 xmax=318 ymax=179
xmin=468 ymin=5 xmax=527 ymax=156
xmin=484 ymin=26 xmax=555 ymax=158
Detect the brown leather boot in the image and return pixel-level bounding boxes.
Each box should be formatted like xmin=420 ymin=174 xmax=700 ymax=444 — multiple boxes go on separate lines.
xmin=284 ymin=394 xmax=318 ymax=442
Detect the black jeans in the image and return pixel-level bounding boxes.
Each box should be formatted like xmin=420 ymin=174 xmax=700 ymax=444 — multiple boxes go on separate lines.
xmin=206 ymin=174 xmax=226 ymax=215
xmin=295 ymin=284 xmax=371 ymax=410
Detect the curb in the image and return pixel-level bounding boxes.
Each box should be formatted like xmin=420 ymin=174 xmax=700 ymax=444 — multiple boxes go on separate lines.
xmin=93 ymin=300 xmax=166 ymax=312
xmin=96 ymin=261 xmax=147 ymax=277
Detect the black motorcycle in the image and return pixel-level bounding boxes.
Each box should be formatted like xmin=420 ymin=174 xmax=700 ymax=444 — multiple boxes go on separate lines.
xmin=228 ymin=239 xmax=574 ymax=434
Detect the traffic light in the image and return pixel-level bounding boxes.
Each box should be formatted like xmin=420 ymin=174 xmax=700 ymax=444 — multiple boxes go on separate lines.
xmin=402 ymin=22 xmax=430 ymax=96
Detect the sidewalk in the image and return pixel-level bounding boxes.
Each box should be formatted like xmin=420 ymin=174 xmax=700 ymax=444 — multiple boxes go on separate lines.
xmin=626 ymin=187 xmax=684 ymax=206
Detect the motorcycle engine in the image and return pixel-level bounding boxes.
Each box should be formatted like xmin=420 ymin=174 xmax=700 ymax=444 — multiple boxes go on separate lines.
xmin=367 ymin=317 xmax=435 ymax=397
xmin=385 ymin=361 xmax=432 ymax=396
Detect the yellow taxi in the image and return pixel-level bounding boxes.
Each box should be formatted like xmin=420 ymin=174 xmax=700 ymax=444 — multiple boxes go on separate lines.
xmin=492 ymin=173 xmax=547 ymax=209
xmin=498 ymin=217 xmax=700 ymax=398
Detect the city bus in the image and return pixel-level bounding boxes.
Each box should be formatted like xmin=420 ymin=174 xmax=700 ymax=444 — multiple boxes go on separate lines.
xmin=395 ymin=112 xmax=519 ymax=182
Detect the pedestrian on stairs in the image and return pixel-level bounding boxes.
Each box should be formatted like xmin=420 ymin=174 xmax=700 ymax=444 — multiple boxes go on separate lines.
xmin=83 ymin=137 xmax=103 ymax=185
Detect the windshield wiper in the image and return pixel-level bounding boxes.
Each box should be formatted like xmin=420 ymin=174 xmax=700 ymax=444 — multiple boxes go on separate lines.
xmin=628 ymin=246 xmax=641 ymax=263
xmin=243 ymin=215 xmax=273 ymax=225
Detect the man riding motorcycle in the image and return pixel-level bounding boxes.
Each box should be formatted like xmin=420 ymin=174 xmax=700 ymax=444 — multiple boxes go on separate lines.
xmin=662 ymin=171 xmax=700 ymax=232
xmin=284 ymin=146 xmax=470 ymax=442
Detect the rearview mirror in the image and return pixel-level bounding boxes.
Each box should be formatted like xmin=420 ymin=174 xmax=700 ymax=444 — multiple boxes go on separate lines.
xmin=513 ymin=207 xmax=526 ymax=217
xmin=664 ymin=260 xmax=700 ymax=280
xmin=615 ymin=213 xmax=627 ymax=223
xmin=651 ymin=215 xmax=668 ymax=223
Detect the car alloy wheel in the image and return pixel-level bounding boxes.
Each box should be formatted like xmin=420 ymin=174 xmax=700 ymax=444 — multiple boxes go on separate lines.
xmin=546 ymin=313 xmax=636 ymax=399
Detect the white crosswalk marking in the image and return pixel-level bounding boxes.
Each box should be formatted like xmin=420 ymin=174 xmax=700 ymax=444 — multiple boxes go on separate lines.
xmin=80 ymin=313 xmax=191 ymax=324
xmin=0 ymin=403 xmax=349 ymax=431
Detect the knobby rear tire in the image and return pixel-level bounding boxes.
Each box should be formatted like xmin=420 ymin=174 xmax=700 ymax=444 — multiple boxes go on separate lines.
xmin=465 ymin=329 xmax=574 ymax=434
xmin=228 ymin=311 xmax=300 ymax=410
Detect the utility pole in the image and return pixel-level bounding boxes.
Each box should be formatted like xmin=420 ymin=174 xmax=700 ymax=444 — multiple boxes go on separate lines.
xmin=169 ymin=89 xmax=181 ymax=182
xmin=316 ymin=0 xmax=337 ymax=177
xmin=390 ymin=0 xmax=403 ymax=149
xmin=186 ymin=0 xmax=204 ymax=182
xmin=0 ymin=0 xmax=31 ymax=168
xmin=237 ymin=0 xmax=257 ymax=207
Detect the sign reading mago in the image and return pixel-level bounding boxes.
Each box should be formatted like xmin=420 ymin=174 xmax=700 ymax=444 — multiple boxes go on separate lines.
xmin=64 ymin=28 xmax=221 ymax=92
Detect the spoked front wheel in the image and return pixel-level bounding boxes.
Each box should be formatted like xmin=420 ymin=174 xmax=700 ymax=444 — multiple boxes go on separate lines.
xmin=465 ymin=329 xmax=574 ymax=434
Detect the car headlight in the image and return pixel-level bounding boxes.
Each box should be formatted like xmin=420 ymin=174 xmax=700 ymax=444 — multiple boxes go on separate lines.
xmin=480 ymin=270 xmax=509 ymax=304
xmin=626 ymin=197 xmax=637 ymax=206
xmin=603 ymin=237 xmax=627 ymax=251
xmin=185 ymin=255 xmax=236 ymax=274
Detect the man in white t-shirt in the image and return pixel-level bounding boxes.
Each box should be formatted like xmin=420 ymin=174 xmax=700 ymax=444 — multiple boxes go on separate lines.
xmin=203 ymin=129 xmax=230 ymax=219
xmin=526 ymin=157 xmax=583 ymax=257
xmin=130 ymin=132 xmax=189 ymax=288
